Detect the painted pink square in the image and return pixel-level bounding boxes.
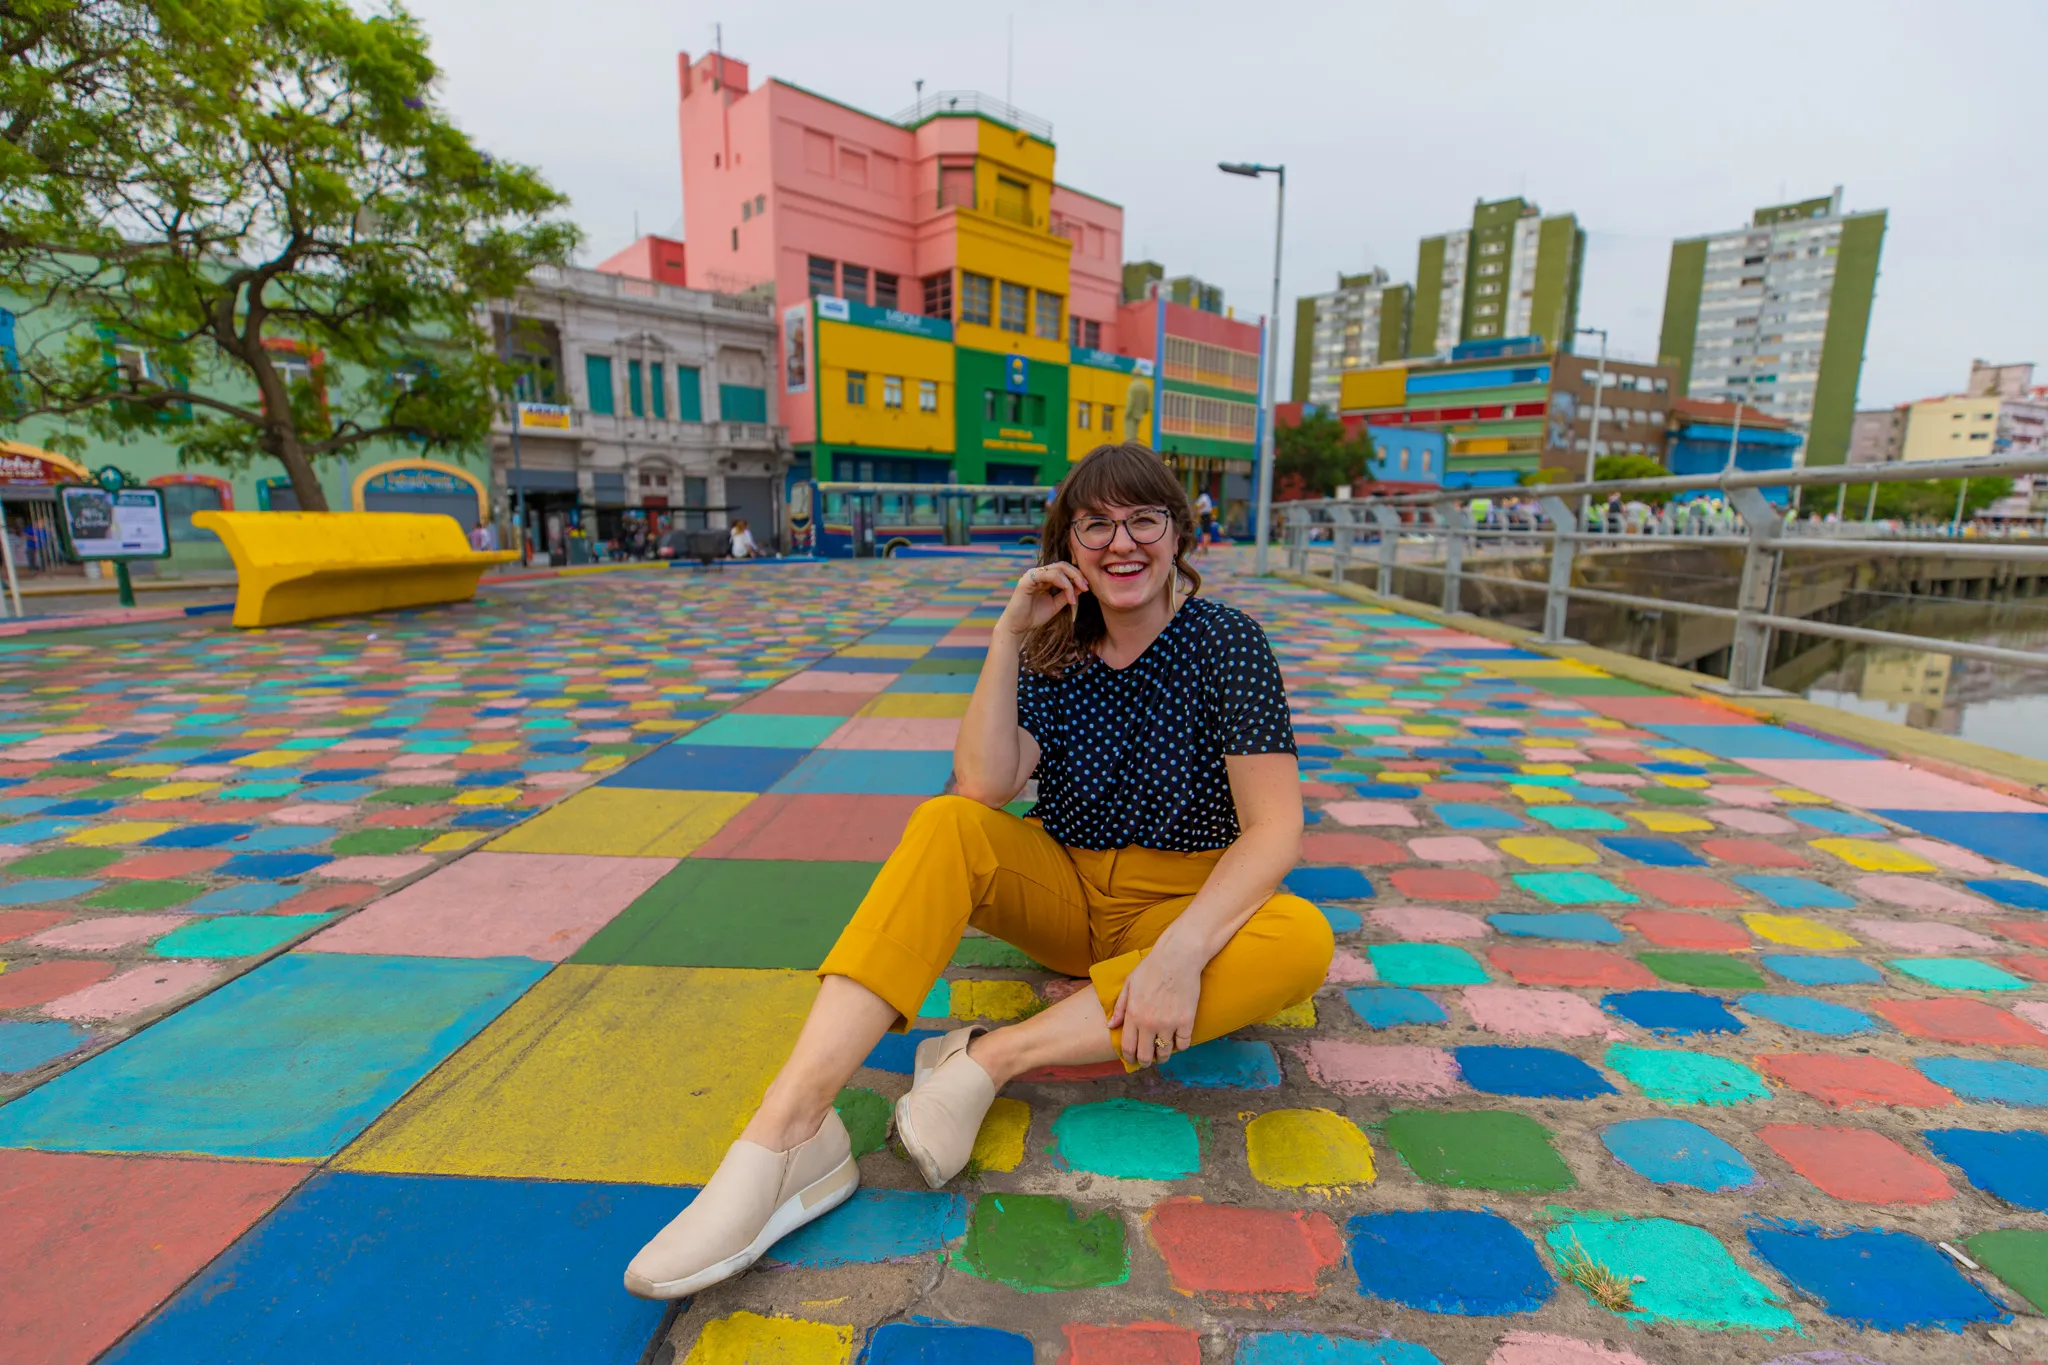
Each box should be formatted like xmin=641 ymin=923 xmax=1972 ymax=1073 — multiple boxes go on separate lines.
xmin=1322 ymin=801 xmax=1420 ymax=828
xmin=1488 ymin=1332 xmax=1654 ymax=1365
xmin=2012 ymin=1001 xmax=2048 ymax=1032
xmin=271 ymin=802 xmax=356 ymax=826
xmin=1705 ymin=784 xmax=1779 ymax=808
xmin=171 ymin=764 xmax=242 ymax=780
xmin=28 ymin=914 xmax=190 ymax=953
xmin=1707 ymin=808 xmax=1796 ymax=835
xmin=1523 ymin=748 xmax=1589 ymax=762
xmin=41 ymin=960 xmax=220 ymax=1021
xmin=1896 ymin=837 xmax=1998 ymax=875
xmin=1851 ymin=918 xmax=1999 ymax=953
xmin=316 ymin=854 xmax=437 ymax=882
xmin=1300 ymin=1041 xmax=1462 ymax=1097
xmin=771 ymin=671 xmax=895 ymax=694
xmin=1573 ymin=772 xmax=1644 ymax=788
xmin=1461 ymin=985 xmax=1626 ymax=1039
xmin=1854 ymin=875 xmax=1997 ymax=915
xmin=817 ymin=716 xmax=960 ymax=751
xmin=389 ymin=753 xmax=456 ymax=770
xmin=1408 ymin=836 xmax=1498 ymax=863
xmin=1324 ymin=948 xmax=1376 ymax=984
xmin=300 ymin=851 xmax=675 ymax=961
xmin=1742 ymin=759 xmax=2047 ymax=813
xmin=1369 ymin=906 xmax=1488 ymax=940
xmin=938 ymin=628 xmax=992 ymax=647
xmin=527 ymin=770 xmax=593 ymax=789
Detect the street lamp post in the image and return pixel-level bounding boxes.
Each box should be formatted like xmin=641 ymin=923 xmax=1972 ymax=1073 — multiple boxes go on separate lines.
xmin=1219 ymin=161 xmax=1284 ymax=574
xmin=1575 ymin=326 xmax=1607 ymax=529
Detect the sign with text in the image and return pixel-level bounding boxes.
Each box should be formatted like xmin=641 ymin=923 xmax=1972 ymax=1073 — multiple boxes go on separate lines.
xmin=57 ymin=485 xmax=170 ymax=560
xmin=516 ymin=403 xmax=573 ymax=430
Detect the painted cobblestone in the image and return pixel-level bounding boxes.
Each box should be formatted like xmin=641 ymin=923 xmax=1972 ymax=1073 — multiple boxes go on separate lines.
xmin=1 ymin=554 xmax=2046 ymax=1362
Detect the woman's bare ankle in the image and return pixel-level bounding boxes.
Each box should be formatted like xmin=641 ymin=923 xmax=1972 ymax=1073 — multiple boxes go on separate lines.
xmin=739 ymin=1089 xmax=831 ymax=1152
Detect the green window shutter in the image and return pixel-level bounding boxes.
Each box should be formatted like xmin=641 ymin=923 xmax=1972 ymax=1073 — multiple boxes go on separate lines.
xmin=650 ymin=363 xmax=667 ymax=419
xmin=585 ymin=355 xmax=615 ymax=414
xmin=628 ymin=361 xmax=645 ymax=417
xmin=674 ymin=366 xmax=703 ymax=421
xmin=718 ymin=384 xmax=768 ymax=423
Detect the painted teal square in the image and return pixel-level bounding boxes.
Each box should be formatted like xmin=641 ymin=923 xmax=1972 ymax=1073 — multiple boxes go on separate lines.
xmin=683 ymin=713 xmax=847 ymax=748
xmin=1887 ymin=958 xmax=2029 ymax=992
xmin=1527 ymin=806 xmax=1629 ymax=832
xmin=152 ymin=913 xmax=336 ymax=958
xmin=1546 ymin=1216 xmax=1796 ymax=1330
xmin=1369 ymin=942 xmax=1490 ymax=987
xmin=220 ymin=780 xmax=302 ymax=801
xmin=1605 ymin=1043 xmax=1770 ymax=1106
xmin=769 ymin=750 xmax=954 ymax=795
xmin=1512 ymin=872 xmax=1639 ymax=906
xmin=1050 ymin=1099 xmax=1199 ymax=1180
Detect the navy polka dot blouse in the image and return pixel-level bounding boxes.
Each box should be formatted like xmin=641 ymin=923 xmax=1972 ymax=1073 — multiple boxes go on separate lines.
xmin=1018 ymin=595 xmax=1296 ymax=852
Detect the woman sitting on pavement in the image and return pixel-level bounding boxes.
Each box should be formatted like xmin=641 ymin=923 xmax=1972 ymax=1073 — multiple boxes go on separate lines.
xmin=624 ymin=441 xmax=1331 ymax=1299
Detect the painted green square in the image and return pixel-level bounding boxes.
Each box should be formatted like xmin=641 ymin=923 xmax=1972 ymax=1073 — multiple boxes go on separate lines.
xmin=1529 ymin=807 xmax=1629 ymax=832
xmin=1638 ymin=788 xmax=1709 ymax=807
xmin=683 ymin=713 xmax=846 ymax=748
xmin=331 ymin=829 xmax=431 ymax=856
xmin=1528 ymin=678 xmax=1662 ymax=697
xmin=1368 ymin=942 xmax=1490 ymax=987
xmin=220 ymin=781 xmax=301 ymax=800
xmin=78 ymin=779 xmax=158 ymax=799
xmin=570 ymin=859 xmax=882 ymax=968
xmin=951 ymin=938 xmax=1042 ymax=969
xmin=1579 ymin=763 xmax=1637 ymax=775
xmin=1605 ymin=1044 xmax=1769 ymax=1106
xmin=906 ymin=657 xmax=982 ymax=675
xmin=43 ymin=762 xmax=115 ymax=777
xmin=834 ymin=1086 xmax=890 ymax=1158
xmin=5 ymin=847 xmax=120 ymax=877
xmin=1887 ymin=958 xmax=2028 ymax=992
xmin=1382 ymin=1108 xmax=1575 ymax=1192
xmin=152 ymin=913 xmax=335 ymax=958
xmin=1640 ymin=951 xmax=1764 ymax=988
xmin=1514 ymin=873 xmax=1638 ymax=906
xmin=956 ymin=1192 xmax=1129 ymax=1291
xmin=1965 ymin=1228 xmax=2048 ymax=1312
xmin=83 ymin=879 xmax=207 ymax=911
xmin=367 ymin=785 xmax=459 ymax=806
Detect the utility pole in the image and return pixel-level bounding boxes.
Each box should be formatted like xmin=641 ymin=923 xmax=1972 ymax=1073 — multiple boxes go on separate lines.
xmin=1219 ymin=161 xmax=1285 ymax=573
xmin=1576 ymin=326 xmax=1607 ymax=528
xmin=502 ymin=311 xmax=526 ymax=562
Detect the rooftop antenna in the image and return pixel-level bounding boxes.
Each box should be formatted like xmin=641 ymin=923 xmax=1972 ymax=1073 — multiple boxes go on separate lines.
xmin=1005 ymin=14 xmax=1014 ymax=111
xmin=714 ymin=22 xmax=731 ymax=172
xmin=633 ymin=209 xmax=640 ymax=241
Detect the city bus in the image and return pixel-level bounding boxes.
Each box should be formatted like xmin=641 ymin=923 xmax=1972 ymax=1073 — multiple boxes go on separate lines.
xmin=786 ymin=481 xmax=1056 ymax=558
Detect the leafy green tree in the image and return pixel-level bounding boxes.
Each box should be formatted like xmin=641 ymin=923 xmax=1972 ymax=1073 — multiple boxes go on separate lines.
xmin=1275 ymin=409 xmax=1374 ymax=498
xmin=1 ymin=0 xmax=578 ymax=510
xmin=1593 ymin=452 xmax=1674 ymax=506
xmin=1853 ymin=477 xmax=2014 ymax=524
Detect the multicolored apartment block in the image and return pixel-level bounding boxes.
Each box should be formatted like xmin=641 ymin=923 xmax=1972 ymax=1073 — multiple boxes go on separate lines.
xmin=595 ymin=53 xmax=1263 ymax=512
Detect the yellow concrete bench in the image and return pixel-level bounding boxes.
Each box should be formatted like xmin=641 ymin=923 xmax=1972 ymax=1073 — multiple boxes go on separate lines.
xmin=192 ymin=511 xmax=517 ymax=628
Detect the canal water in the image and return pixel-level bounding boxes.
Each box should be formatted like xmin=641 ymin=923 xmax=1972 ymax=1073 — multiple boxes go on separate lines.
xmin=1768 ymin=597 xmax=2048 ymax=763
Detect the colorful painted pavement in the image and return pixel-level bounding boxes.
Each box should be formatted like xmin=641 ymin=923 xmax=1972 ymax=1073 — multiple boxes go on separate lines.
xmin=5 ymin=556 xmax=2048 ymax=1364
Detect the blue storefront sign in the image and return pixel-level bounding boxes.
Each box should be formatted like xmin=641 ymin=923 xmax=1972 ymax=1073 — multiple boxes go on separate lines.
xmin=1005 ymin=355 xmax=1029 ymax=393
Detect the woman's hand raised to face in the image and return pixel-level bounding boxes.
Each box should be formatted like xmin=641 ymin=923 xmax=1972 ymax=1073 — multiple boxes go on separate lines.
xmin=995 ymin=562 xmax=1089 ymax=640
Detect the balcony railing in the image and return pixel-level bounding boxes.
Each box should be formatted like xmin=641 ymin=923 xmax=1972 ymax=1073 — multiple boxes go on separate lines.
xmin=892 ymin=91 xmax=1053 ymax=141
xmin=521 ymin=264 xmax=773 ymax=316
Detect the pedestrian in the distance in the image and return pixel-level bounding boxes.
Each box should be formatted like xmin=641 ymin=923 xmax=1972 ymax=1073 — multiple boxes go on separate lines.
xmin=729 ymin=518 xmax=759 ymax=559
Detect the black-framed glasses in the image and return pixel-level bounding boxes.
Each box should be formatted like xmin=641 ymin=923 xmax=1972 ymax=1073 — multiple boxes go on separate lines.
xmin=1073 ymin=508 xmax=1172 ymax=550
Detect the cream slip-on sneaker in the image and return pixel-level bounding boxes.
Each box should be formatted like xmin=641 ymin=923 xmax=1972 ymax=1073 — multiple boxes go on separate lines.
xmin=623 ymin=1108 xmax=858 ymax=1299
xmin=894 ymin=1025 xmax=996 ymax=1189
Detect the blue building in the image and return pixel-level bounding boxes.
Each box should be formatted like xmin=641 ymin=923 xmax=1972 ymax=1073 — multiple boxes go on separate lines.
xmin=1365 ymin=426 xmax=1446 ymax=488
xmin=1666 ymin=400 xmax=1802 ymax=504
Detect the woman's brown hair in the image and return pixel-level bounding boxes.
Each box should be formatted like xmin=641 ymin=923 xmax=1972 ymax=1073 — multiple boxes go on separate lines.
xmin=1022 ymin=442 xmax=1202 ymax=679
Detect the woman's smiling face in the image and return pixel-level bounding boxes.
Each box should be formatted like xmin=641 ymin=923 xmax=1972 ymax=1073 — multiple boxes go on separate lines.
xmin=1068 ymin=502 xmax=1175 ymax=613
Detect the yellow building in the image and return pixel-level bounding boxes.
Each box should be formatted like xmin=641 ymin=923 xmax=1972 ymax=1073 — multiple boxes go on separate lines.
xmin=1901 ymin=394 xmax=2002 ymax=462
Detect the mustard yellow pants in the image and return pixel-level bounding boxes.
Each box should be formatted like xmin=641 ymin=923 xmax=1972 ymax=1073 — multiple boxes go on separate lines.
xmin=819 ymin=795 xmax=1335 ymax=1052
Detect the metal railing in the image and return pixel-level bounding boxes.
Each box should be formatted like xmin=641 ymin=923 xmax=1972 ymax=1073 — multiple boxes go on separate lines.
xmin=1279 ymin=452 xmax=2048 ymax=692
xmin=891 ymin=91 xmax=1053 ymax=141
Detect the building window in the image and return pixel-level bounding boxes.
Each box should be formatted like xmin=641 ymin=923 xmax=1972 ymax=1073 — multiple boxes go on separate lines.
xmin=961 ymin=272 xmax=994 ymax=326
xmin=1082 ymin=319 xmax=1101 ymax=349
xmin=994 ymin=176 xmax=1030 ymax=225
xmin=842 ymin=264 xmax=869 ymax=304
xmin=846 ymin=370 xmax=867 ymax=405
xmin=998 ymin=281 xmax=1027 ymax=333
xmin=1101 ymin=404 xmax=1116 ymax=435
xmin=584 ymin=354 xmax=615 ymax=415
xmin=1076 ymin=400 xmax=1091 ymax=430
xmin=627 ymin=360 xmax=645 ymax=417
xmin=675 ymin=365 xmax=703 ymax=421
xmin=808 ymin=256 xmax=836 ymax=297
xmin=875 ymin=272 xmax=899 ymax=309
xmin=918 ymin=379 xmax=938 ymax=412
xmin=984 ymin=390 xmax=1046 ymax=426
xmin=883 ymin=375 xmax=903 ymax=409
xmin=938 ymin=164 xmax=975 ymax=210
xmin=754 ymin=193 xmax=766 ymax=214
xmin=741 ymin=200 xmax=752 ymax=221
xmin=649 ymin=363 xmax=667 ymax=420
xmin=1034 ymin=290 xmax=1063 ymax=341
xmin=923 ymin=272 xmax=953 ymax=322
xmin=731 ymin=228 xmax=738 ymax=251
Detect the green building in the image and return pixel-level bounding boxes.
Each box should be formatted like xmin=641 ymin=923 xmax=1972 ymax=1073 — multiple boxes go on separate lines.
xmin=1410 ymin=197 xmax=1584 ymax=358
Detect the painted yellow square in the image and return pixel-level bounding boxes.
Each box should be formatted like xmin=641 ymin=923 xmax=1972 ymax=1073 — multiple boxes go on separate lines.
xmin=1650 ymin=748 xmax=1716 ymax=764
xmin=1510 ymin=784 xmax=1571 ymax=806
xmin=1518 ymin=763 xmax=1575 ymax=777
xmin=1582 ymin=718 xmax=1627 ymax=730
xmin=338 ymin=964 xmax=817 ymax=1185
xmin=66 ymin=821 xmax=176 ymax=847
xmin=421 ymin=831 xmax=483 ymax=854
xmin=634 ymin=719 xmax=698 ymax=733
xmin=1402 ymin=724 xmax=1458 ymax=737
xmin=860 ymin=693 xmax=973 ymax=718
xmin=1810 ymin=837 xmax=1933 ymax=873
xmin=840 ymin=643 xmax=927 ymax=659
xmin=487 ymin=788 xmax=752 ymax=857
xmin=1655 ymin=775 xmax=1710 ymax=789
xmin=581 ymin=754 xmax=625 ymax=773
xmin=109 ymin=763 xmax=181 ymax=779
xmin=1500 ymin=836 xmax=1599 ymax=866
xmin=138 ymin=781 xmax=220 ymax=800
xmin=466 ymin=741 xmax=518 ymax=755
xmin=685 ymin=1312 xmax=853 ymax=1365
xmin=452 ymin=787 xmax=520 ymax=807
xmin=948 ymin=979 xmax=1041 ymax=1021
xmin=1742 ymin=913 xmax=1858 ymax=950
xmin=1264 ymin=999 xmax=1317 ymax=1028
xmin=1479 ymin=660 xmax=1607 ymax=678
xmin=1632 ymin=811 xmax=1714 ymax=833
xmin=231 ymin=750 xmax=301 ymax=769
xmin=969 ymin=1097 xmax=1031 ymax=1173
xmin=1772 ymin=787 xmax=1830 ymax=805
xmin=1245 ymin=1108 xmax=1375 ymax=1191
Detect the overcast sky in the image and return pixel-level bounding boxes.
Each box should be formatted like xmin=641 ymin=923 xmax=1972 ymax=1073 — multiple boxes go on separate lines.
xmin=404 ymin=0 xmax=2043 ymax=408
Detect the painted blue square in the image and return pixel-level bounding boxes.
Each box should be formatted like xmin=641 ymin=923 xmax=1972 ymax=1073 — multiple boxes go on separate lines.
xmin=0 ymin=1019 xmax=93 ymax=1073
xmin=1598 ymin=837 xmax=1707 ymax=868
xmin=601 ymin=744 xmax=806 ymax=793
xmin=184 ymin=883 xmax=301 ymax=915
xmin=305 ymin=784 xmax=373 ymax=803
xmin=144 ymin=823 xmax=261 ymax=850
xmin=764 ymin=1189 xmax=968 ymax=1268
xmin=0 ymin=953 xmax=545 ymax=1159
xmin=1600 ymin=1116 xmax=1756 ymax=1191
xmin=1789 ymin=809 xmax=1888 ymax=837
xmin=1735 ymin=993 xmax=1876 ymax=1036
xmin=1432 ymin=803 xmax=1527 ymax=831
xmin=1966 ymin=879 xmax=2048 ymax=912
xmin=1487 ymin=912 xmax=1622 ymax=943
xmin=0 ymin=796 xmax=56 ymax=816
xmin=216 ymin=852 xmax=332 ymax=879
xmin=1745 ymin=1223 xmax=2007 ymax=1332
xmin=452 ymin=809 xmax=523 ymax=829
xmin=1453 ymin=1045 xmax=1617 ymax=1099
xmin=99 ymin=1171 xmax=672 ymax=1364
xmin=884 ymin=673 xmax=979 ymax=693
xmin=863 ymin=1028 xmax=945 ymax=1075
xmin=1284 ymin=867 xmax=1375 ymax=901
xmin=1871 ymin=811 xmax=2048 ymax=879
xmin=300 ymin=768 xmax=381 ymax=785
xmin=812 ymin=654 xmax=911 ymax=674
xmin=0 ymin=817 xmax=92 ymax=843
xmin=1319 ymin=905 xmax=1363 ymax=934
xmin=1345 ymin=986 xmax=1448 ymax=1029
xmin=1643 ymin=725 xmax=1874 ymax=761
xmin=0 ymin=877 xmax=101 ymax=905
xmin=1759 ymin=954 xmax=1881 ymax=986
xmin=1735 ymin=875 xmax=1855 ymax=910
xmin=1600 ymin=990 xmax=1745 ymax=1037
xmin=1159 ymin=1037 xmax=1282 ymax=1088
xmin=1922 ymin=1129 xmax=2048 ymax=1211
xmin=770 ymin=750 xmax=955 ymax=796
xmin=1348 ymin=1209 xmax=1554 ymax=1315
xmin=456 ymin=770 xmax=523 ymax=787
xmin=1915 ymin=1057 xmax=2048 ymax=1108
xmin=858 ymin=1320 xmax=1033 ymax=1365
xmin=233 ymin=826 xmax=335 ymax=852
